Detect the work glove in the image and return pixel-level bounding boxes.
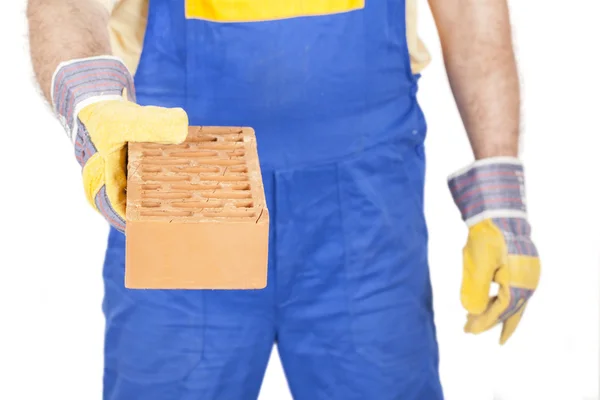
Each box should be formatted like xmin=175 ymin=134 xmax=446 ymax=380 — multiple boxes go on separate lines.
xmin=51 ymin=56 xmax=188 ymax=232
xmin=448 ymin=157 xmax=541 ymax=344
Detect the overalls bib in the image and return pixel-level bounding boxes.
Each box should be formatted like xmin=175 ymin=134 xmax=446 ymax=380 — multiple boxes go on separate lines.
xmin=102 ymin=1 xmax=443 ymax=398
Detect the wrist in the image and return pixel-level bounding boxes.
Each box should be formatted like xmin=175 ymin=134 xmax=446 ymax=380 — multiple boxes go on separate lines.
xmin=51 ymin=55 xmax=134 ymax=142
xmin=473 ymin=147 xmax=519 ymax=161
xmin=448 ymin=157 xmax=527 ymax=226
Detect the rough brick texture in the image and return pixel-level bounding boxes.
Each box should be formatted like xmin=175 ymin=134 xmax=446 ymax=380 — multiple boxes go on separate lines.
xmin=125 ymin=126 xmax=269 ymax=289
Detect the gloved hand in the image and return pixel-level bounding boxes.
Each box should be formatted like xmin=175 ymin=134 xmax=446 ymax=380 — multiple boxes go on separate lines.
xmin=51 ymin=56 xmax=188 ymax=232
xmin=448 ymin=158 xmax=541 ymax=344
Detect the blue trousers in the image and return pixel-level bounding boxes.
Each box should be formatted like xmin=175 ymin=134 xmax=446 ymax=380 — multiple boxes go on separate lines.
xmin=102 ymin=131 xmax=442 ymax=399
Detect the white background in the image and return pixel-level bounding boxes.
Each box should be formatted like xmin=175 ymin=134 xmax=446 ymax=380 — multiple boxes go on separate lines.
xmin=0 ymin=1 xmax=598 ymax=399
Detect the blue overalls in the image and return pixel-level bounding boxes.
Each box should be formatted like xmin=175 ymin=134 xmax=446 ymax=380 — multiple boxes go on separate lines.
xmin=102 ymin=1 xmax=443 ymax=398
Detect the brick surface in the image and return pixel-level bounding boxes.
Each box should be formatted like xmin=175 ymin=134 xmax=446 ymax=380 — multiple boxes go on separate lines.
xmin=125 ymin=126 xmax=269 ymax=289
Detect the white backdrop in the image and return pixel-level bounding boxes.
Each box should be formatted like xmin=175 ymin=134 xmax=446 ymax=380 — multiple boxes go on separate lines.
xmin=0 ymin=1 xmax=598 ymax=399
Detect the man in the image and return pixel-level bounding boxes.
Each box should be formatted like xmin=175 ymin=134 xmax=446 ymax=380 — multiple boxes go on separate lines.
xmin=26 ymin=0 xmax=540 ymax=398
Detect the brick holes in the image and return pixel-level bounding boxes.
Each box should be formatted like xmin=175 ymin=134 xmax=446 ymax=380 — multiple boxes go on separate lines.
xmin=129 ymin=127 xmax=261 ymax=220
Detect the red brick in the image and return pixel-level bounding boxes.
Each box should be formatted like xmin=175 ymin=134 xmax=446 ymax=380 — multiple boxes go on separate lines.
xmin=125 ymin=126 xmax=269 ymax=289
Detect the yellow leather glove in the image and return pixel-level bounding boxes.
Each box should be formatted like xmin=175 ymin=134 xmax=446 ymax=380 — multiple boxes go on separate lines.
xmin=51 ymin=56 xmax=188 ymax=232
xmin=448 ymin=158 xmax=541 ymax=344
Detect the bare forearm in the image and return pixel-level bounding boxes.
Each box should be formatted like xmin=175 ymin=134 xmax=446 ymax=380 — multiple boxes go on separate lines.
xmin=429 ymin=0 xmax=520 ymax=159
xmin=27 ymin=0 xmax=111 ymax=102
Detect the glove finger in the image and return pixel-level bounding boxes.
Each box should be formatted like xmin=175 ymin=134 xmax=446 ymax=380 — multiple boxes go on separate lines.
xmin=94 ymin=184 xmax=126 ymax=232
xmin=500 ymin=303 xmax=527 ymax=345
xmin=464 ymin=266 xmax=512 ymax=334
xmin=99 ymin=149 xmax=128 ymax=231
xmin=496 ymin=254 xmax=539 ymax=343
xmin=123 ymin=103 xmax=189 ymax=145
xmin=78 ymin=100 xmax=189 ymax=150
xmin=82 ymin=153 xmax=105 ymax=209
xmin=461 ymin=235 xmax=498 ymax=314
xmin=81 ymin=151 xmax=126 ymax=232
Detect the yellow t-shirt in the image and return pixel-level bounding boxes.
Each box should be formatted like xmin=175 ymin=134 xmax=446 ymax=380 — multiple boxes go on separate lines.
xmin=99 ymin=0 xmax=430 ymax=76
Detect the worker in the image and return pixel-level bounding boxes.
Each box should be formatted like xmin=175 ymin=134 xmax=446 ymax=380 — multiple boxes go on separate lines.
xmin=26 ymin=0 xmax=541 ymax=398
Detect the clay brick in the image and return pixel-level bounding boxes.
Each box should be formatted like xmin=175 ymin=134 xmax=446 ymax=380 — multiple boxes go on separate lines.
xmin=125 ymin=126 xmax=269 ymax=289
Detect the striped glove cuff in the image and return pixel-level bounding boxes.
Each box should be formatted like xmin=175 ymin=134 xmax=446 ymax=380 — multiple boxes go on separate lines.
xmin=50 ymin=56 xmax=135 ymax=143
xmin=448 ymin=157 xmax=527 ymax=227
